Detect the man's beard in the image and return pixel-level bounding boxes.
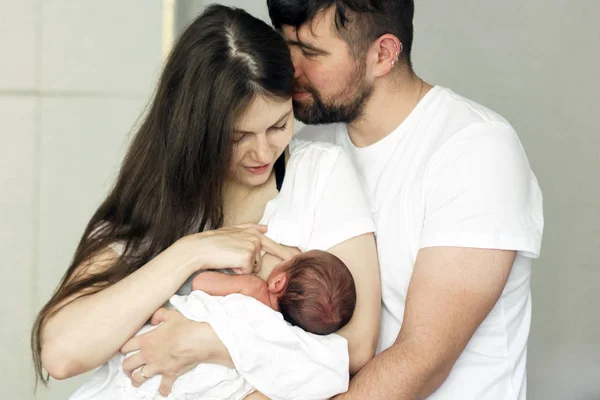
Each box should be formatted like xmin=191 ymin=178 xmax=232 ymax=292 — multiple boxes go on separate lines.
xmin=293 ymin=62 xmax=373 ymax=125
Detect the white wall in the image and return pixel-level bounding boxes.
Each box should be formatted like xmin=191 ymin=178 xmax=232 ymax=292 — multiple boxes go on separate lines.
xmin=0 ymin=1 xmax=163 ymax=399
xmin=175 ymin=0 xmax=270 ymax=32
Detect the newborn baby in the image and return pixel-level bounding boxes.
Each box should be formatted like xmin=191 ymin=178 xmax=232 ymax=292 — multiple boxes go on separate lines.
xmin=69 ymin=249 xmax=356 ymax=400
xmin=194 ymin=249 xmax=356 ymax=335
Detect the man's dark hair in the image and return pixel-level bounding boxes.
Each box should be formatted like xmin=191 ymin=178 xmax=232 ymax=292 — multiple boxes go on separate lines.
xmin=267 ymin=0 xmax=415 ymax=67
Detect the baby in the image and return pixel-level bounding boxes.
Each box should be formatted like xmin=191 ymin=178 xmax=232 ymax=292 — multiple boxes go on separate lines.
xmin=193 ymin=249 xmax=356 ymax=335
xmin=69 ymin=249 xmax=356 ymax=400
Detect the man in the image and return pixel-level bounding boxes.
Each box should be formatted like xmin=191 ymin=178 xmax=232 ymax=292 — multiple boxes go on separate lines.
xmin=266 ymin=1 xmax=544 ymax=399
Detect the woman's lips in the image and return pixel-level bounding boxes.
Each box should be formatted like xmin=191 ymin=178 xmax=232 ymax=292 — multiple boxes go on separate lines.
xmin=245 ymin=163 xmax=270 ymax=175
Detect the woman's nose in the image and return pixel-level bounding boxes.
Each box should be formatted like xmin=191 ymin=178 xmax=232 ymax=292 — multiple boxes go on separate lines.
xmin=251 ymin=135 xmax=271 ymax=162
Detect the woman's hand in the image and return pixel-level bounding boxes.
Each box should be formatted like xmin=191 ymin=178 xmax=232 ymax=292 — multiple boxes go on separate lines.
xmin=120 ymin=308 xmax=217 ymax=397
xmin=176 ymin=224 xmax=266 ymax=274
xmin=175 ymin=223 xmax=298 ymax=275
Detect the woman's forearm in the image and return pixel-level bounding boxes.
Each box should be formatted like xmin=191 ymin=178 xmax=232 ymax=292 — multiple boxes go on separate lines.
xmin=41 ymin=245 xmax=197 ymax=379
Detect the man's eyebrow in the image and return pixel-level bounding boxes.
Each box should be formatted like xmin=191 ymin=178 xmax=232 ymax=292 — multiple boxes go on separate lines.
xmin=286 ymin=39 xmax=329 ymax=55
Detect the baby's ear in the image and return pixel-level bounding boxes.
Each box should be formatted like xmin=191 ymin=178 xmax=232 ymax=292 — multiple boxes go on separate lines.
xmin=268 ymin=273 xmax=288 ymax=294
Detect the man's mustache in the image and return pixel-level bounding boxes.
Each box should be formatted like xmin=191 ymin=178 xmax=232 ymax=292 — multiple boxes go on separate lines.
xmin=293 ymin=82 xmax=315 ymax=94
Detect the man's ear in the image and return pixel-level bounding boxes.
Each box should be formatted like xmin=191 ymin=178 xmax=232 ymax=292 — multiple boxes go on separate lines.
xmin=268 ymin=272 xmax=288 ymax=294
xmin=370 ymin=34 xmax=402 ymax=78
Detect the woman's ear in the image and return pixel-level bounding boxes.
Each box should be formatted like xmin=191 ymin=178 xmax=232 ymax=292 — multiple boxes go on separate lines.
xmin=268 ymin=272 xmax=288 ymax=294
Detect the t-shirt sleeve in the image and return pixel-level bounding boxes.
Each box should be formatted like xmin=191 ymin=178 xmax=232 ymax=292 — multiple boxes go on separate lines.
xmin=420 ymin=122 xmax=544 ymax=258
xmin=307 ymin=147 xmax=376 ymax=251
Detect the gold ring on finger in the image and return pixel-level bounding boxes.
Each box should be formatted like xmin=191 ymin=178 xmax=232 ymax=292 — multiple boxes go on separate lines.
xmin=140 ymin=365 xmax=149 ymax=380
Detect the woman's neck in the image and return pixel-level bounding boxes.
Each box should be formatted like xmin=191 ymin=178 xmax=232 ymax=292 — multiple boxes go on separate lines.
xmin=222 ymin=171 xmax=278 ymax=226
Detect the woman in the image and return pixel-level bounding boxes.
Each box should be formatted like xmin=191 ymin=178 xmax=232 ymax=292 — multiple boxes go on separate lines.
xmin=32 ymin=5 xmax=380 ymax=398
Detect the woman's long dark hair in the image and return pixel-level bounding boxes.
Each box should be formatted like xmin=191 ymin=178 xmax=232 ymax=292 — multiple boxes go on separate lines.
xmin=31 ymin=4 xmax=293 ymax=385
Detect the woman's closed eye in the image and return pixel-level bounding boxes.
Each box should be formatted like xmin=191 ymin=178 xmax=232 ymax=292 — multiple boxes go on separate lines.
xmin=233 ymin=133 xmax=249 ymax=143
xmin=301 ymin=49 xmax=318 ymax=59
xmin=271 ymin=122 xmax=288 ymax=132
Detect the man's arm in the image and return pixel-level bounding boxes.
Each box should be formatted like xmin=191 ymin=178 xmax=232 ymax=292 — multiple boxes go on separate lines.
xmin=335 ymin=246 xmax=515 ymax=399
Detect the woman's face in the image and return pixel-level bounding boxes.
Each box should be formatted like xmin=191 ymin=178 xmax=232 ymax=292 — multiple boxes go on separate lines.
xmin=229 ymin=94 xmax=294 ymax=188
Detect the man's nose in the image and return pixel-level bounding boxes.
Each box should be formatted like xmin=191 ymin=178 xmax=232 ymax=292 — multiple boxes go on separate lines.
xmin=290 ymin=50 xmax=302 ymax=79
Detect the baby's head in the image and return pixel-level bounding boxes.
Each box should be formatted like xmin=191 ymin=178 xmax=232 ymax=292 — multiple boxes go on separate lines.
xmin=266 ymin=250 xmax=356 ymax=335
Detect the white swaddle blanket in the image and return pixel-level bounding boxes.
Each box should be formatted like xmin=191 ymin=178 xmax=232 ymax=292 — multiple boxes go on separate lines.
xmin=69 ymin=290 xmax=349 ymax=400
xmin=70 ymin=140 xmax=375 ymax=400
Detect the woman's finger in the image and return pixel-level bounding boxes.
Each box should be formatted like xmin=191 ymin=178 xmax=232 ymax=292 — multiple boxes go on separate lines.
xmin=260 ymin=235 xmax=298 ymax=261
xmin=239 ymin=227 xmax=266 ymax=246
xmin=159 ymin=375 xmax=176 ymax=397
xmin=150 ymin=307 xmax=173 ymax=326
xmin=235 ymin=251 xmax=261 ymax=275
xmin=253 ymin=252 xmax=262 ymax=273
xmin=233 ymin=248 xmax=257 ymax=274
xmin=122 ymin=351 xmax=146 ymax=378
xmin=131 ymin=363 xmax=157 ymax=387
xmin=120 ymin=335 xmax=141 ymax=355
xmin=234 ymin=223 xmax=268 ymax=233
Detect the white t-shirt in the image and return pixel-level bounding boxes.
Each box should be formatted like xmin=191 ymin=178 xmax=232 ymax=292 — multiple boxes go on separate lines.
xmin=260 ymin=138 xmax=375 ymax=251
xmin=296 ymin=86 xmax=544 ymax=400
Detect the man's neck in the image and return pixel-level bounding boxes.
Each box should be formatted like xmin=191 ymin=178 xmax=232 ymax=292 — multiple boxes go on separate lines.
xmin=347 ymin=72 xmax=431 ymax=148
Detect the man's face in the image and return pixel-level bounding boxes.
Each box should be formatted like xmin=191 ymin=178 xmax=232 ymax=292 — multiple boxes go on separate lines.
xmin=281 ymin=7 xmax=373 ymax=125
